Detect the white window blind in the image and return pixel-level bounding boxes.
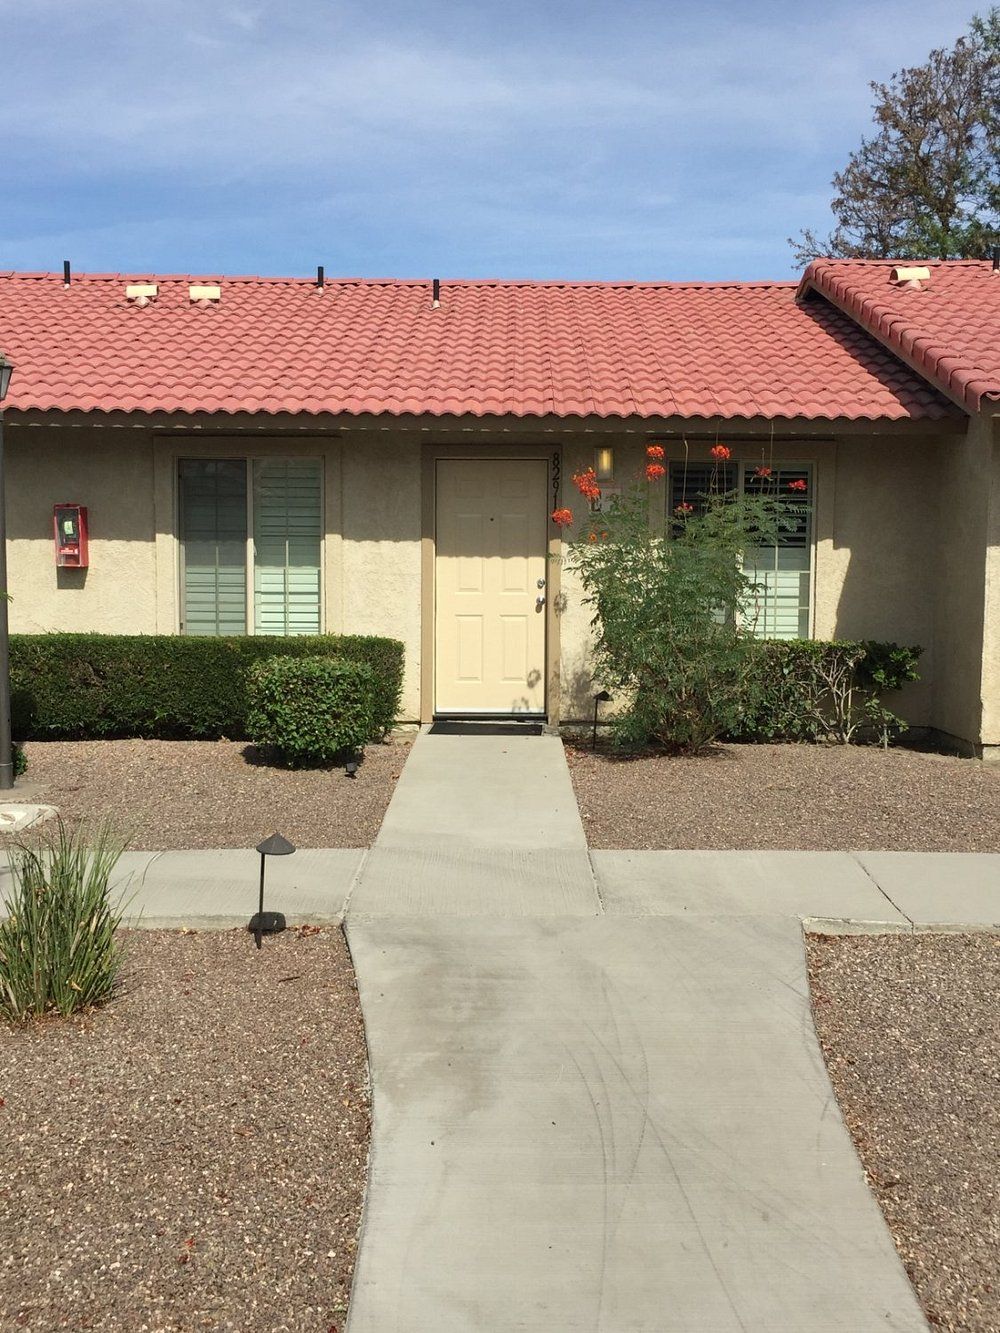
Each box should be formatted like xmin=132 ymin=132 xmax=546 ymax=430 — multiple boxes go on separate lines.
xmin=741 ymin=465 xmax=812 ymax=639
xmin=668 ymin=458 xmax=814 ymax=640
xmin=179 ymin=459 xmax=248 ymax=635
xmin=253 ymin=459 xmax=323 ymax=635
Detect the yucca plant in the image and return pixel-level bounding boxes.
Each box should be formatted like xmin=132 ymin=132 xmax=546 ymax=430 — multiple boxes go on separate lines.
xmin=0 ymin=820 xmax=129 ymax=1022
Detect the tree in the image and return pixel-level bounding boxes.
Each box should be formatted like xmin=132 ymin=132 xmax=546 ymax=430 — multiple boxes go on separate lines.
xmin=791 ymin=10 xmax=999 ymax=264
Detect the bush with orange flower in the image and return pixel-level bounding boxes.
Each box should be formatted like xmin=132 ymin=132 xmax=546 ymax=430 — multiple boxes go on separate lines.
xmin=558 ymin=449 xmax=800 ymax=752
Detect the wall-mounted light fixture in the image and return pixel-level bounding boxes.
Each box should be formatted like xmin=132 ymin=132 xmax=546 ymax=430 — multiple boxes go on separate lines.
xmin=595 ymin=446 xmax=615 ymax=481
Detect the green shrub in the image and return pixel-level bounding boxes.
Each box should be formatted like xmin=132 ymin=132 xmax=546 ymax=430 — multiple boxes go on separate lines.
xmin=0 ymin=820 xmax=128 ymax=1022
xmin=10 ymin=633 xmax=404 ymax=742
xmin=564 ymin=459 xmax=800 ymax=753
xmin=246 ymin=656 xmax=377 ymax=767
xmin=733 ymin=640 xmax=922 ymax=746
xmin=12 ymin=743 xmax=26 ymax=779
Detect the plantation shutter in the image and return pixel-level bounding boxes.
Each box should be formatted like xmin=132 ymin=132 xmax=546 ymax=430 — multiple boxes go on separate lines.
xmin=253 ymin=459 xmax=323 ymax=635
xmin=742 ymin=466 xmax=812 ymax=639
xmin=179 ymin=460 xmax=248 ymax=635
xmin=668 ymin=460 xmax=737 ymax=522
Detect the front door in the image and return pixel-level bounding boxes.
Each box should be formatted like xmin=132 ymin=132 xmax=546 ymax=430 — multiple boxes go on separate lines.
xmin=435 ymin=458 xmax=548 ymax=715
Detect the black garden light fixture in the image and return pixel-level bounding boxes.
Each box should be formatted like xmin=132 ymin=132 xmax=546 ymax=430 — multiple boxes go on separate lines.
xmin=345 ymin=757 xmax=359 ymax=779
xmin=0 ymin=352 xmax=15 ymax=791
xmin=592 ymin=690 xmax=612 ymax=751
xmin=249 ymin=832 xmax=296 ymax=949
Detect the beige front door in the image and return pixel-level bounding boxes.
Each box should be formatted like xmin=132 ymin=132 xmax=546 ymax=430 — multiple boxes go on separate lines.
xmin=435 ymin=458 xmax=548 ymax=715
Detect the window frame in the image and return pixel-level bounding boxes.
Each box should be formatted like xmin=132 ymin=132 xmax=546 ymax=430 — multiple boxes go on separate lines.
xmin=177 ymin=454 xmax=326 ymax=637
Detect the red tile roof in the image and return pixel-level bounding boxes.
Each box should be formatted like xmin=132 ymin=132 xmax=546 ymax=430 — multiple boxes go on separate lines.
xmin=0 ymin=270 xmax=956 ymax=422
xmin=799 ymin=259 xmax=1000 ymax=413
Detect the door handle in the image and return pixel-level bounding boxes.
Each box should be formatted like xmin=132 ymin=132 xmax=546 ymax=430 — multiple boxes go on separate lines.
xmin=536 ymin=594 xmax=546 ymax=611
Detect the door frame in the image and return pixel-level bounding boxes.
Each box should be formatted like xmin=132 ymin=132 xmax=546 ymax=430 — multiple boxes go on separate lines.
xmin=421 ymin=444 xmax=563 ymax=726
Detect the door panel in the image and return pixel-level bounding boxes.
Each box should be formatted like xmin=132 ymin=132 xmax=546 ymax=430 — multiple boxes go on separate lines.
xmin=435 ymin=459 xmax=548 ymax=714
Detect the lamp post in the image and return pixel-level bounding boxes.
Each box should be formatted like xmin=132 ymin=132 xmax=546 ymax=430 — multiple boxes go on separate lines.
xmin=592 ymin=689 xmax=611 ymax=750
xmin=0 ymin=353 xmax=14 ymax=791
xmin=250 ymin=833 xmax=296 ymax=949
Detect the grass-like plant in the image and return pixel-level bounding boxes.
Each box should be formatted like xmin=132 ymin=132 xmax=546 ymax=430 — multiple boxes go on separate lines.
xmin=0 ymin=819 xmax=128 ymax=1022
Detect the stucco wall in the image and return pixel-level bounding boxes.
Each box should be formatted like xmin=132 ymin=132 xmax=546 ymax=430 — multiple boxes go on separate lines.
xmin=4 ymin=415 xmax=993 ymax=745
xmin=975 ymin=413 xmax=1000 ymax=750
xmin=930 ymin=412 xmax=994 ymax=748
xmin=819 ymin=436 xmax=941 ymax=726
xmin=7 ymin=423 xmax=158 ymax=633
xmin=340 ymin=437 xmax=422 ymax=719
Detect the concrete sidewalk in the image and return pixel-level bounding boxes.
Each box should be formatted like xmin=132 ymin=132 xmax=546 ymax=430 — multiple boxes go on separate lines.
xmin=592 ymin=849 xmax=1000 ymax=929
xmin=349 ymin=731 xmax=601 ymax=916
xmin=1 ymin=848 xmax=364 ymax=927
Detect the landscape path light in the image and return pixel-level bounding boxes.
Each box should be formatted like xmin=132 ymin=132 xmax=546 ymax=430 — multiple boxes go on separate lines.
xmin=250 ymin=833 xmax=296 ymax=949
xmin=592 ymin=690 xmax=612 ymax=751
xmin=0 ymin=353 xmax=14 ymax=791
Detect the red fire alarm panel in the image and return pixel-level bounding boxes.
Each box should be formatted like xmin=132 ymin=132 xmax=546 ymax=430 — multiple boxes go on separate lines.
xmin=54 ymin=504 xmax=89 ymax=568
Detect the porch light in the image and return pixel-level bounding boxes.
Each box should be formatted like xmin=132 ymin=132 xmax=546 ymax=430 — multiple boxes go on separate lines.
xmin=0 ymin=354 xmax=12 ymax=401
xmin=249 ymin=832 xmax=296 ymax=949
xmin=595 ymin=446 xmax=615 ymax=482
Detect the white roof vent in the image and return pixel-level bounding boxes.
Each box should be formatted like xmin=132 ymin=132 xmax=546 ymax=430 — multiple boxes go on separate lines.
xmin=125 ymin=282 xmax=158 ymax=307
xmin=890 ymin=265 xmax=931 ymax=290
xmin=189 ymin=283 xmax=221 ymax=303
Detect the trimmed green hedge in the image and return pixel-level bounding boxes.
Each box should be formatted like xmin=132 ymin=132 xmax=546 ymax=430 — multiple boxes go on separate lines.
xmin=732 ymin=639 xmax=922 ymax=745
xmin=247 ymin=656 xmax=377 ymax=766
xmin=10 ymin=634 xmax=405 ymax=742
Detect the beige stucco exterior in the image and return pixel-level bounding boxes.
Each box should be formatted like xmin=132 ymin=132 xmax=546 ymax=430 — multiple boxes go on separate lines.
xmin=5 ymin=407 xmax=999 ymax=752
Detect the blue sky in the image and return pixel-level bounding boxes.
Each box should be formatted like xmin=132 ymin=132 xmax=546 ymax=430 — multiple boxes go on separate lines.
xmin=0 ymin=0 xmax=976 ymax=281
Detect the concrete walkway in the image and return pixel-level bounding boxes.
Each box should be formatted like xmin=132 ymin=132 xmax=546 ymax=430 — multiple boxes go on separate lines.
xmin=342 ymin=730 xmax=997 ymax=1332
xmin=348 ymin=731 xmax=601 ymax=916
xmin=347 ymin=913 xmax=927 ymax=1331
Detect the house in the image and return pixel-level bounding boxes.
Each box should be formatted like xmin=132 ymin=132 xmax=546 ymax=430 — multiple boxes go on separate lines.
xmin=0 ymin=259 xmax=998 ymax=754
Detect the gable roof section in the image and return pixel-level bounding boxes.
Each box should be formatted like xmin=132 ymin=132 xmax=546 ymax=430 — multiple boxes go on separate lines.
xmin=799 ymin=259 xmax=1000 ymax=414
xmin=0 ymin=270 xmax=955 ymax=422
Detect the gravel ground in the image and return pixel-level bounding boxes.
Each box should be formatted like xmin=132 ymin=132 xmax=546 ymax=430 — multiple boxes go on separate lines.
xmin=567 ymin=742 xmax=1000 ymax=850
xmin=808 ymin=933 xmax=1000 ymax=1333
xmin=15 ymin=739 xmax=410 ymax=849
xmin=0 ymin=927 xmax=369 ymax=1332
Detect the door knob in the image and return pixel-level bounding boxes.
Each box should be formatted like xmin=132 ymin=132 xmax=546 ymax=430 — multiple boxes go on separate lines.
xmin=536 ymin=594 xmax=546 ymax=610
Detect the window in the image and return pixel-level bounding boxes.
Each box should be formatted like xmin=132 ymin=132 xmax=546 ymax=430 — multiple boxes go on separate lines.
xmin=179 ymin=457 xmax=323 ymax=635
xmin=668 ymin=459 xmax=814 ymax=639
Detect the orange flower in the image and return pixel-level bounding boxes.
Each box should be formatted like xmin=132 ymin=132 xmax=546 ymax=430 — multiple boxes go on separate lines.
xmin=788 ymin=478 xmax=808 ymax=492
xmin=645 ymin=462 xmax=666 ymax=481
xmin=646 ymin=444 xmax=665 ymax=460
xmin=710 ymin=444 xmax=731 ymax=460
xmin=551 ymin=507 xmax=574 ymax=527
xmin=587 ymin=531 xmax=598 ymax=543
xmin=572 ymin=467 xmax=602 ymax=502
xmin=753 ymin=465 xmax=772 ymax=478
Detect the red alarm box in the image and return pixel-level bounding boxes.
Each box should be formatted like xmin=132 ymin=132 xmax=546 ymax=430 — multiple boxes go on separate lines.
xmin=53 ymin=504 xmax=89 ymax=568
